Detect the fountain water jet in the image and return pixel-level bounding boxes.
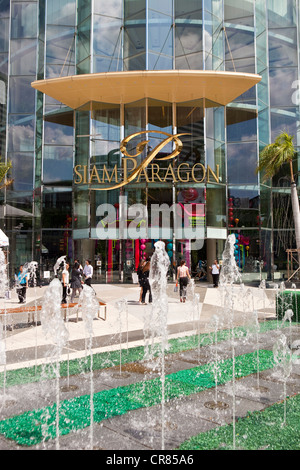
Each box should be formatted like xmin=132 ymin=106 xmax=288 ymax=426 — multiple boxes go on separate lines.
xmin=40 ymin=278 xmax=69 ymax=449
xmin=218 ymin=233 xmax=242 ymax=450
xmin=0 ymin=248 xmax=9 ymax=405
xmin=78 ymin=284 xmax=99 ymax=450
xmin=145 ymin=240 xmax=170 ymax=451
xmin=114 ymin=298 xmax=130 ymax=377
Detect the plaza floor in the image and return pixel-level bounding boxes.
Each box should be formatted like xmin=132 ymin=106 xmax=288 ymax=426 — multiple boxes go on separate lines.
xmin=0 ymin=281 xmax=299 ymax=451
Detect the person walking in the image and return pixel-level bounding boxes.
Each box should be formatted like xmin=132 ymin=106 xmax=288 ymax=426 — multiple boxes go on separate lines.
xmin=70 ymin=261 xmax=83 ymax=303
xmin=17 ymin=265 xmax=29 ymax=303
xmin=83 ymin=259 xmax=93 ymax=286
xmin=209 ymin=259 xmax=220 ymax=287
xmin=176 ymin=260 xmax=191 ymax=303
xmin=140 ymin=260 xmax=152 ymax=304
xmin=137 ymin=259 xmax=146 ymax=303
xmin=61 ymin=262 xmax=70 ymax=304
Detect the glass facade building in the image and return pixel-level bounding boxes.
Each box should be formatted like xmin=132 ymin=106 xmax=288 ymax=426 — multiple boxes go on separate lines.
xmin=1 ymin=0 xmax=299 ymax=284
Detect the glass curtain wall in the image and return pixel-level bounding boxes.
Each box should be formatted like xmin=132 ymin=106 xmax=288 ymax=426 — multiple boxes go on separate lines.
xmin=268 ymin=0 xmax=300 ymax=278
xmin=22 ymin=0 xmax=297 ymax=283
xmin=37 ymin=0 xmax=76 ymax=275
xmin=224 ymin=0 xmax=261 ymax=281
xmin=6 ymin=0 xmax=38 ymax=277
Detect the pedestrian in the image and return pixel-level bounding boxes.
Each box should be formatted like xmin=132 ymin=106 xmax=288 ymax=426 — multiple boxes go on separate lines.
xmin=137 ymin=259 xmax=146 ymax=303
xmin=140 ymin=260 xmax=152 ymax=304
xmin=209 ymin=259 xmax=220 ymax=287
xmin=70 ymin=261 xmax=83 ymax=303
xmin=61 ymin=262 xmax=70 ymax=304
xmin=83 ymin=259 xmax=93 ymax=286
xmin=17 ymin=265 xmax=29 ymax=303
xmin=176 ymin=260 xmax=191 ymax=303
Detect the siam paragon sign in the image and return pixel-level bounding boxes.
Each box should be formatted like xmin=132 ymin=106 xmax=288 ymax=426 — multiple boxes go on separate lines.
xmin=74 ymin=131 xmax=220 ymax=189
xmin=73 ymin=131 xmax=222 ymax=248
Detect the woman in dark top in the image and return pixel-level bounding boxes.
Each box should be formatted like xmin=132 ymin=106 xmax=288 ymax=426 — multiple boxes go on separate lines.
xmin=137 ymin=259 xmax=146 ymax=303
xmin=140 ymin=260 xmax=152 ymax=304
xmin=70 ymin=262 xmax=83 ymax=303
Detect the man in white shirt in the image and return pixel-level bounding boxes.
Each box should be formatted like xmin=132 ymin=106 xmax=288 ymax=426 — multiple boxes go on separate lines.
xmin=83 ymin=259 xmax=93 ymax=286
xmin=210 ymin=259 xmax=220 ymax=288
xmin=61 ymin=263 xmax=70 ymax=304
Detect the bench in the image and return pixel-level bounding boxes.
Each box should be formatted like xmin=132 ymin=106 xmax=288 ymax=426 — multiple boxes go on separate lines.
xmin=0 ymin=300 xmax=107 ymax=323
xmin=60 ymin=301 xmax=107 ymax=322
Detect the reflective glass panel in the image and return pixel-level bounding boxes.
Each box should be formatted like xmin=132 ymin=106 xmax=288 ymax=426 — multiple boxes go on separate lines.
xmin=43 ymin=145 xmax=73 ymax=184
xmin=46 ymin=26 xmax=75 ymax=65
xmin=94 ymin=0 xmax=122 ymax=16
xmin=42 ymin=188 xmax=72 ymax=229
xmin=226 ymin=108 xmax=257 ymax=142
xmin=227 ymin=142 xmax=258 ymax=184
xmin=44 ymin=121 xmax=73 ymax=146
xmin=270 ymin=108 xmax=298 ymax=142
xmin=11 ymin=3 xmax=38 ymax=38
xmin=8 ymin=152 xmax=34 ymax=191
xmin=93 ymin=15 xmax=122 ymax=58
xmin=10 ymin=39 xmax=37 ymax=75
xmin=47 ymin=0 xmax=76 ymax=26
xmin=92 ymin=103 xmax=120 ymax=142
xmin=0 ymin=18 xmax=9 ymax=52
xmin=8 ymin=115 xmax=35 ymax=152
xmin=206 ymin=184 xmax=226 ymax=227
xmin=9 ymin=77 xmax=35 ymax=114
xmin=148 ymin=10 xmax=173 ymax=65
xmin=270 ymin=67 xmax=298 ymax=107
xmin=268 ymin=28 xmax=297 ymax=67
xmin=268 ymin=0 xmax=296 ymax=28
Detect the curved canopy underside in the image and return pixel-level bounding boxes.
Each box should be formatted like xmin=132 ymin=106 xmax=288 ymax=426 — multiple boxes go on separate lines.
xmin=31 ymin=70 xmax=261 ymax=110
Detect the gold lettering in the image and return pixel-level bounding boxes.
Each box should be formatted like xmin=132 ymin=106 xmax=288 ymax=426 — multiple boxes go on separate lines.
xmin=207 ymin=164 xmax=220 ymax=183
xmin=191 ymin=163 xmax=206 ymax=183
xmin=83 ymin=165 xmax=88 ymax=184
xmin=123 ymin=157 xmax=137 ymax=182
xmin=151 ymin=163 xmax=163 ymax=182
xmin=74 ymin=165 xmax=83 ymax=184
xmin=163 ymin=163 xmax=177 ymax=182
xmin=103 ymin=164 xmax=118 ymax=183
xmin=89 ymin=165 xmax=101 ymax=184
xmin=177 ymin=163 xmax=190 ymax=183
xmin=137 ymin=166 xmax=150 ymax=183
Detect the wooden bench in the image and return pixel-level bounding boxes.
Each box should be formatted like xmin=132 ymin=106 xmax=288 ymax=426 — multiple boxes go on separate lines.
xmin=0 ymin=301 xmax=107 ymax=322
xmin=60 ymin=301 xmax=107 ymax=322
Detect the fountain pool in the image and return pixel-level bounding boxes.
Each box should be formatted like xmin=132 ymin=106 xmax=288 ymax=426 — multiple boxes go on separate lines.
xmin=0 ymin=240 xmax=299 ymax=451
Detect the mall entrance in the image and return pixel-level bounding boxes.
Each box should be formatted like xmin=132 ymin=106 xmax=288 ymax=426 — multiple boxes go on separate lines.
xmin=73 ymin=237 xmax=225 ymax=284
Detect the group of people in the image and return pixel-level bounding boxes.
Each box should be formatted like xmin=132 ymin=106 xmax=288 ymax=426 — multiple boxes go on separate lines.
xmin=16 ymin=259 xmax=94 ymax=304
xmin=136 ymin=258 xmax=221 ymax=304
xmin=61 ymin=259 xmax=93 ymax=304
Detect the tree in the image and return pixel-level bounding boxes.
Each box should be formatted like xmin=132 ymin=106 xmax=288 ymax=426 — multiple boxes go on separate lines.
xmin=257 ymin=132 xmax=300 ymax=265
xmin=0 ymin=158 xmax=13 ymax=190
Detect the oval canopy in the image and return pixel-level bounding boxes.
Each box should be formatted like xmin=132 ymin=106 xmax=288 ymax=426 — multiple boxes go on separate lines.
xmin=31 ymin=70 xmax=261 ymax=109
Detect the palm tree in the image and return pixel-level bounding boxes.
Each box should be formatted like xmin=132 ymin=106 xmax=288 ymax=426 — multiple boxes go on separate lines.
xmin=0 ymin=158 xmax=12 ymax=190
xmin=257 ymin=132 xmax=300 ymax=267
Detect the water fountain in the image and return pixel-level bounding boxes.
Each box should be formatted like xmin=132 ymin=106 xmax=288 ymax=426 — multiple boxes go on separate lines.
xmin=218 ymin=233 xmax=242 ymax=449
xmin=146 ymin=240 xmax=170 ymax=450
xmin=40 ymin=277 xmax=69 ymax=449
xmin=77 ymin=284 xmax=99 ymax=449
xmin=0 ymin=235 xmax=300 ymax=450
